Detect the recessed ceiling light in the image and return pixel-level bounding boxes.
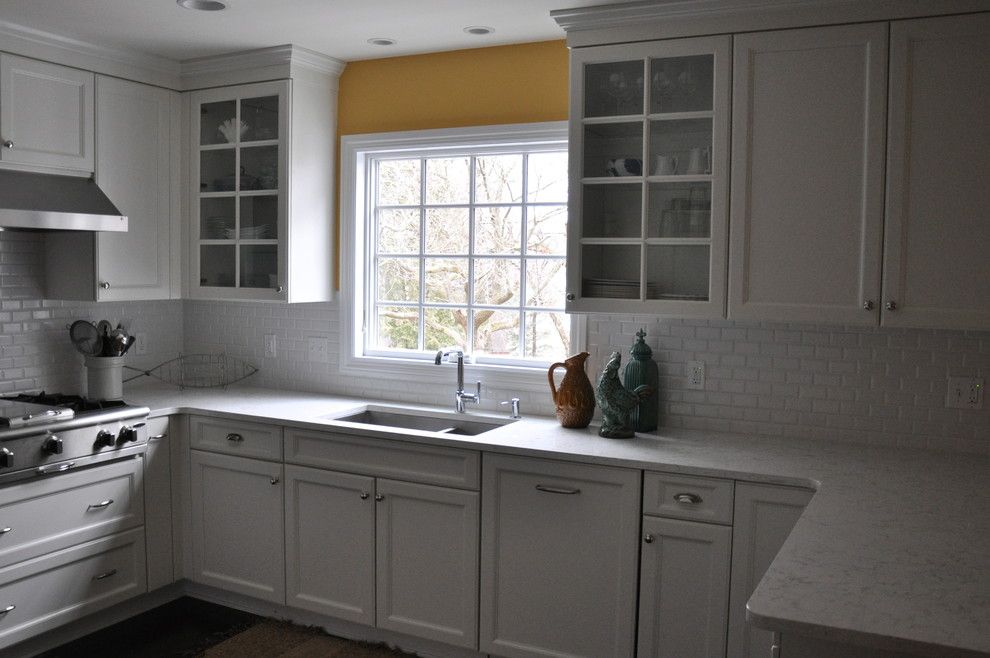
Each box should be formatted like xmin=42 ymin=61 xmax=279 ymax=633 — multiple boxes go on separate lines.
xmin=367 ymin=38 xmax=397 ymax=46
xmin=463 ymin=26 xmax=495 ymax=36
xmin=177 ymin=0 xmax=226 ymax=10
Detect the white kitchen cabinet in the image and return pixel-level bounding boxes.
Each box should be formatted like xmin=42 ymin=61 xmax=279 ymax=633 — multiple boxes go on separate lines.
xmin=45 ymin=76 xmax=178 ymax=301
xmin=727 ymin=483 xmax=814 ymax=658
xmin=0 ymin=54 xmax=94 ymax=172
xmin=187 ymin=75 xmax=335 ymax=302
xmin=638 ymin=516 xmax=731 ymax=658
xmin=880 ymin=13 xmax=990 ymax=330
xmin=480 ymin=453 xmax=641 ymax=658
xmin=144 ymin=417 xmax=174 ymax=591
xmin=189 ymin=449 xmax=284 ymax=603
xmin=727 ymin=23 xmax=888 ymax=325
xmin=566 ymin=35 xmax=730 ymax=317
xmin=376 ymin=478 xmax=479 ymax=648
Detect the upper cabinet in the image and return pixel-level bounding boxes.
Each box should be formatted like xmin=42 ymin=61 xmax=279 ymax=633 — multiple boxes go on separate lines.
xmin=188 ymin=74 xmax=336 ymax=303
xmin=566 ymin=36 xmax=730 ymax=317
xmin=728 ymin=23 xmax=888 ymax=325
xmin=0 ymin=54 xmax=94 ymax=173
xmin=881 ymin=13 xmax=990 ymax=330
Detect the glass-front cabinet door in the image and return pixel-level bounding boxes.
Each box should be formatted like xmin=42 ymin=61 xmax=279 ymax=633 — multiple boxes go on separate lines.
xmin=190 ymin=81 xmax=288 ymax=301
xmin=567 ymin=36 xmax=730 ymax=316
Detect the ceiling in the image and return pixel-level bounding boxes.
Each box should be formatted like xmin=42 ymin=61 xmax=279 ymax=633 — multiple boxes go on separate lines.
xmin=0 ymin=0 xmax=624 ymax=63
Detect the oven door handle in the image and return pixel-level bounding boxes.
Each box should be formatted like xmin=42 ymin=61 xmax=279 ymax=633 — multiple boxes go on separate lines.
xmin=37 ymin=462 xmax=76 ymax=475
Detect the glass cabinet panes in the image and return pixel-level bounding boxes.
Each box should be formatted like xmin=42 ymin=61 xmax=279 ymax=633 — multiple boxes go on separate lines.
xmin=648 ymin=182 xmax=711 ymax=238
xmin=200 ymin=100 xmax=237 ymax=145
xmin=241 ymin=146 xmax=278 ymax=190
xmin=650 ymin=55 xmax=714 ymax=114
xmin=649 ymin=119 xmax=712 ymax=176
xmin=241 ymin=96 xmax=278 ymax=142
xmin=583 ymin=122 xmax=642 ymax=179
xmin=583 ymin=183 xmax=641 ymax=238
xmin=201 ymin=197 xmax=235 ymax=239
xmin=240 ymin=196 xmax=278 ymax=239
xmin=581 ymin=244 xmax=641 ymax=298
xmin=240 ymin=244 xmax=277 ymax=288
xmin=646 ymin=245 xmax=710 ymax=300
xmin=200 ymin=150 xmax=235 ymax=192
xmin=584 ymin=61 xmax=645 ymax=117
xmin=200 ymin=245 xmax=236 ymax=287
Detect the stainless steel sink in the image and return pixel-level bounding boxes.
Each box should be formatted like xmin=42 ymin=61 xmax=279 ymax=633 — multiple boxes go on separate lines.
xmin=333 ymin=408 xmax=510 ymax=436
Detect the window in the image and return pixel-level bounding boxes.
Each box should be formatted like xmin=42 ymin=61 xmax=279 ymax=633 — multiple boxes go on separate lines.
xmin=341 ymin=123 xmax=579 ymax=381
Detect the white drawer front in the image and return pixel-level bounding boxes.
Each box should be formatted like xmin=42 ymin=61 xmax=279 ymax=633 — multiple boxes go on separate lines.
xmin=0 ymin=457 xmax=144 ymax=569
xmin=285 ymin=429 xmax=480 ymax=490
xmin=0 ymin=529 xmax=147 ymax=649
xmin=643 ymin=472 xmax=734 ymax=525
xmin=190 ymin=415 xmax=282 ymax=460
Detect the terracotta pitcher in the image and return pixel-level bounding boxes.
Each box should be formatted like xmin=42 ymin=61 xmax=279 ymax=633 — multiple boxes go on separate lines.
xmin=548 ymin=352 xmax=596 ymax=428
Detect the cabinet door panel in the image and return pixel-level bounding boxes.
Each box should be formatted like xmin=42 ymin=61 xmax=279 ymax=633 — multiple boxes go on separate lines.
xmin=144 ymin=417 xmax=174 ymax=591
xmin=728 ymin=24 xmax=887 ymax=324
xmin=0 ymin=54 xmax=94 ymax=171
xmin=376 ymin=479 xmax=479 ymax=648
xmin=284 ymin=464 xmax=375 ymax=625
xmin=638 ymin=517 xmax=731 ymax=658
xmin=882 ymin=13 xmax=990 ymax=329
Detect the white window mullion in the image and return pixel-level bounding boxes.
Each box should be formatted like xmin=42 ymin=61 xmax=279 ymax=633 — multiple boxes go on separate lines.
xmin=418 ymin=156 xmax=427 ymax=351
xmin=467 ymin=154 xmax=477 ymax=357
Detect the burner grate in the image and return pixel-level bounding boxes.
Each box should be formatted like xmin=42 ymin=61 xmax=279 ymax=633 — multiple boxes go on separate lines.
xmin=1 ymin=392 xmax=128 ymax=414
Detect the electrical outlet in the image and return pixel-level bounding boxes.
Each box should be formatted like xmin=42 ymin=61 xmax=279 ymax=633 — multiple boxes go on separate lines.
xmin=264 ymin=334 xmax=277 ymax=359
xmin=307 ymin=335 xmax=329 ymax=363
xmin=686 ymin=360 xmax=705 ymax=390
xmin=135 ymin=333 xmax=148 ymax=356
xmin=946 ymin=376 xmax=984 ymax=410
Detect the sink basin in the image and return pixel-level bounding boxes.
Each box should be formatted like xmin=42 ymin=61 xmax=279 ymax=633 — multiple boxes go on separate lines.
xmin=333 ymin=408 xmax=510 ymax=436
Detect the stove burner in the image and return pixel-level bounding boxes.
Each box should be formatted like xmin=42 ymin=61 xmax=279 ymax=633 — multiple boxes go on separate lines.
xmin=1 ymin=392 xmax=128 ymax=415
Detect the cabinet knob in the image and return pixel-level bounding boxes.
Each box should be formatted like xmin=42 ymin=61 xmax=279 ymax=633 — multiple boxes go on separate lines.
xmin=2 ymin=140 xmax=13 ymax=150
xmin=99 ymin=281 xmax=111 ymax=290
xmin=270 ymin=476 xmax=280 ymax=485
xmin=863 ymin=300 xmax=874 ymax=310
xmin=275 ymin=285 xmax=284 ymax=294
xmin=885 ymin=300 xmax=897 ymax=311
xmin=374 ymin=493 xmax=384 ymax=502
xmin=360 ymin=492 xmax=370 ymax=500
xmin=566 ymin=293 xmax=576 ymax=301
xmin=673 ymin=492 xmax=703 ymax=505
xmin=644 ymin=534 xmax=655 ymax=544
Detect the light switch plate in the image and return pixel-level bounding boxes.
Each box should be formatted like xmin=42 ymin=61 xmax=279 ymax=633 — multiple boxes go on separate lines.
xmin=307 ymin=335 xmax=329 ymax=363
xmin=686 ymin=360 xmax=705 ymax=390
xmin=135 ymin=333 xmax=148 ymax=356
xmin=946 ymin=376 xmax=984 ymax=409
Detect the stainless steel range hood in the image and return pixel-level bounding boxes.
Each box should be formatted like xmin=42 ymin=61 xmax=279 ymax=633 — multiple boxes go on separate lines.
xmin=0 ymin=170 xmax=127 ymax=232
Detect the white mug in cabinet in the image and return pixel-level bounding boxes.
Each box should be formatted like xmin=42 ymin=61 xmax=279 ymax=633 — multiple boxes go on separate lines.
xmin=686 ymin=147 xmax=710 ymax=175
xmin=653 ymin=155 xmax=678 ymax=176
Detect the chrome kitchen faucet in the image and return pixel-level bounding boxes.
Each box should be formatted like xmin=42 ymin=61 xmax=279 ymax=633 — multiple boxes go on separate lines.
xmin=434 ymin=348 xmax=481 ymax=413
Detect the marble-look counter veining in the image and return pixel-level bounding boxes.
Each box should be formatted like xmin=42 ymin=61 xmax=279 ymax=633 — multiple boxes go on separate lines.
xmin=124 ymin=382 xmax=990 ymax=657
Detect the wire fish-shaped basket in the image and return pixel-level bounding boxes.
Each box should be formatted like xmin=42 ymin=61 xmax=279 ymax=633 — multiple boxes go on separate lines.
xmin=123 ymin=353 xmax=259 ymax=389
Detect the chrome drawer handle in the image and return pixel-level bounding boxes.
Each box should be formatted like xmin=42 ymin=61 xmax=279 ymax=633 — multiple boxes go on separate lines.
xmin=226 ymin=433 xmax=244 ymax=442
xmin=0 ymin=605 xmax=14 ymax=616
xmin=87 ymin=499 xmax=114 ymax=510
xmin=535 ymin=484 xmax=581 ymax=495
xmin=93 ymin=569 xmax=117 ymax=581
xmin=149 ymin=433 xmax=168 ymax=441
xmin=673 ymin=492 xmax=703 ymax=505
xmin=0 ymin=528 xmax=11 ymax=536
xmin=37 ymin=462 xmax=75 ymax=475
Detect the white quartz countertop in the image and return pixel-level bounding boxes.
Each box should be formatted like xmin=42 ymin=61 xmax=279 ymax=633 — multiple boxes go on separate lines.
xmin=124 ymin=382 xmax=990 ymax=656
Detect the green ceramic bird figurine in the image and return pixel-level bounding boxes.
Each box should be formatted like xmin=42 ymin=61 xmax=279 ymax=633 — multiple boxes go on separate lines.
xmin=595 ymin=351 xmax=652 ymax=438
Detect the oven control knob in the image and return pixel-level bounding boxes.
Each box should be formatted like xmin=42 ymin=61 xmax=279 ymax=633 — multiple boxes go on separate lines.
xmin=116 ymin=426 xmax=139 ymax=445
xmin=42 ymin=436 xmax=63 ymax=455
xmin=94 ymin=430 xmax=115 ymax=450
xmin=0 ymin=447 xmax=12 ymax=469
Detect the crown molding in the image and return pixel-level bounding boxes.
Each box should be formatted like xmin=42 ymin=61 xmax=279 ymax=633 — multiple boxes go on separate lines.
xmin=0 ymin=20 xmax=181 ymax=88
xmin=180 ymin=44 xmax=344 ymax=90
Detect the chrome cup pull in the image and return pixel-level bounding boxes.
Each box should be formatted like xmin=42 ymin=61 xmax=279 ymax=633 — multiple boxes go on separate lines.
xmin=535 ymin=484 xmax=581 ymax=495
xmin=226 ymin=433 xmax=244 ymax=442
xmin=673 ymin=492 xmax=703 ymax=505
xmin=149 ymin=433 xmax=168 ymax=441
xmin=93 ymin=569 xmax=117 ymax=581
xmin=0 ymin=605 xmax=14 ymax=616
xmin=87 ymin=499 xmax=114 ymax=510
xmin=0 ymin=528 xmax=11 ymax=535
xmin=37 ymin=462 xmax=75 ymax=475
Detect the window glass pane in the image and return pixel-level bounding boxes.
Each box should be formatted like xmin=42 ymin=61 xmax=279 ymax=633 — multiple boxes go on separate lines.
xmin=476 ymin=206 xmax=522 ymax=255
xmin=473 ymin=310 xmax=520 ymax=357
xmin=378 ymin=209 xmax=420 ymax=254
xmin=424 ymin=307 xmax=468 ymax=351
xmin=425 ymin=258 xmax=468 ymax=303
xmin=378 ymin=257 xmax=420 ymax=302
xmin=526 ymin=259 xmax=567 ymax=307
xmin=425 ymin=157 xmax=470 ymax=205
xmin=378 ymin=159 xmax=421 ymax=205
xmin=527 ymin=152 xmax=568 ymax=202
xmin=524 ymin=312 xmax=570 ymax=358
xmin=475 ymin=259 xmax=520 ymax=306
xmin=527 ymin=205 xmax=567 ymax=255
xmin=475 ymin=154 xmax=522 ymax=203
xmin=425 ymin=208 xmax=469 ymax=254
xmin=377 ymin=306 xmax=419 ymax=350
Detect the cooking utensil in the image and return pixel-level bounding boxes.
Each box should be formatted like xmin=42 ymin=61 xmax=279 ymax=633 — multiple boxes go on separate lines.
xmin=119 ymin=335 xmax=137 ymax=356
xmin=69 ymin=320 xmax=102 ymax=356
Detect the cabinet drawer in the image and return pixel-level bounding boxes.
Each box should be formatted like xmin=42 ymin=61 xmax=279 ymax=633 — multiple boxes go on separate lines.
xmin=643 ymin=472 xmax=734 ymax=525
xmin=0 ymin=457 xmax=144 ymax=569
xmin=0 ymin=528 xmax=146 ymax=649
xmin=285 ymin=429 xmax=479 ymax=490
xmin=190 ymin=415 xmax=282 ymax=460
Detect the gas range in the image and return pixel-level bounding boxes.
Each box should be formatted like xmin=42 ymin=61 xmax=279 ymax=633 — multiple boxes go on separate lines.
xmin=0 ymin=393 xmax=151 ymax=486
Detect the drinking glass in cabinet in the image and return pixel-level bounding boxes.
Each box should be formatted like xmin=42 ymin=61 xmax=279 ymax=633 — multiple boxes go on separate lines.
xmin=200 ymin=197 xmax=235 ymax=239
xmin=241 ymin=146 xmax=278 ymax=190
xmin=583 ymin=183 xmax=642 ymax=238
xmin=581 ymin=244 xmax=641 ymax=299
xmin=645 ymin=245 xmax=709 ymax=301
xmin=200 ymin=245 xmax=236 ymax=287
xmin=583 ymin=122 xmax=643 ymax=179
xmin=649 ymin=119 xmax=712 ymax=176
xmin=240 ymin=244 xmax=278 ymax=288
xmin=649 ymin=183 xmax=711 ymax=238
xmin=241 ymin=96 xmax=278 ymax=142
xmin=200 ymin=100 xmax=237 ymax=145
xmin=584 ymin=61 xmax=645 ymax=117
xmin=200 ymin=149 xmax=236 ymax=192
xmin=650 ymin=55 xmax=714 ymax=114
xmin=240 ymin=196 xmax=278 ymax=240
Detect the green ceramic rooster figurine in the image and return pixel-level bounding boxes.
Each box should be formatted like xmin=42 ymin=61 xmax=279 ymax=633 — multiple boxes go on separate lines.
xmin=595 ymin=351 xmax=652 ymax=438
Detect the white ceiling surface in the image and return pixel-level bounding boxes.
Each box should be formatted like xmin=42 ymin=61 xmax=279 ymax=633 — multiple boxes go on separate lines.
xmin=0 ymin=0 xmax=624 ymax=63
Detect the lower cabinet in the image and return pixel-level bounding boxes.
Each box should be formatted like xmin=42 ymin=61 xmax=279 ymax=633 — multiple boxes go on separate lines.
xmin=189 ymin=450 xmax=284 ymax=603
xmin=144 ymin=416 xmax=174 ymax=591
xmin=638 ymin=517 xmax=732 ymax=658
xmin=480 ymin=453 xmax=641 ymax=658
xmin=284 ymin=464 xmax=479 ymax=648
xmin=727 ymin=483 xmax=814 ymax=658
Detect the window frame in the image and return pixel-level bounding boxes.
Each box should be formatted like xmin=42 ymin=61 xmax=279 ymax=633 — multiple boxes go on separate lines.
xmin=340 ymin=122 xmax=585 ymax=392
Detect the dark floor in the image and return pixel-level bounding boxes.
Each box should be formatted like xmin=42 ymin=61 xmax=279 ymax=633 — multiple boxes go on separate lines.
xmin=39 ymin=597 xmax=261 ymax=657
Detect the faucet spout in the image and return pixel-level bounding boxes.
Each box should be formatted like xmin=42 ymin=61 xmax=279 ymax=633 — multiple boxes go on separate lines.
xmin=434 ymin=347 xmax=480 ymax=413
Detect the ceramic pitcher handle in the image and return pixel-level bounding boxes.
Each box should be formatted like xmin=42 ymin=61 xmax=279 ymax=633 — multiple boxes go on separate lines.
xmin=547 ymin=362 xmax=565 ymax=403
